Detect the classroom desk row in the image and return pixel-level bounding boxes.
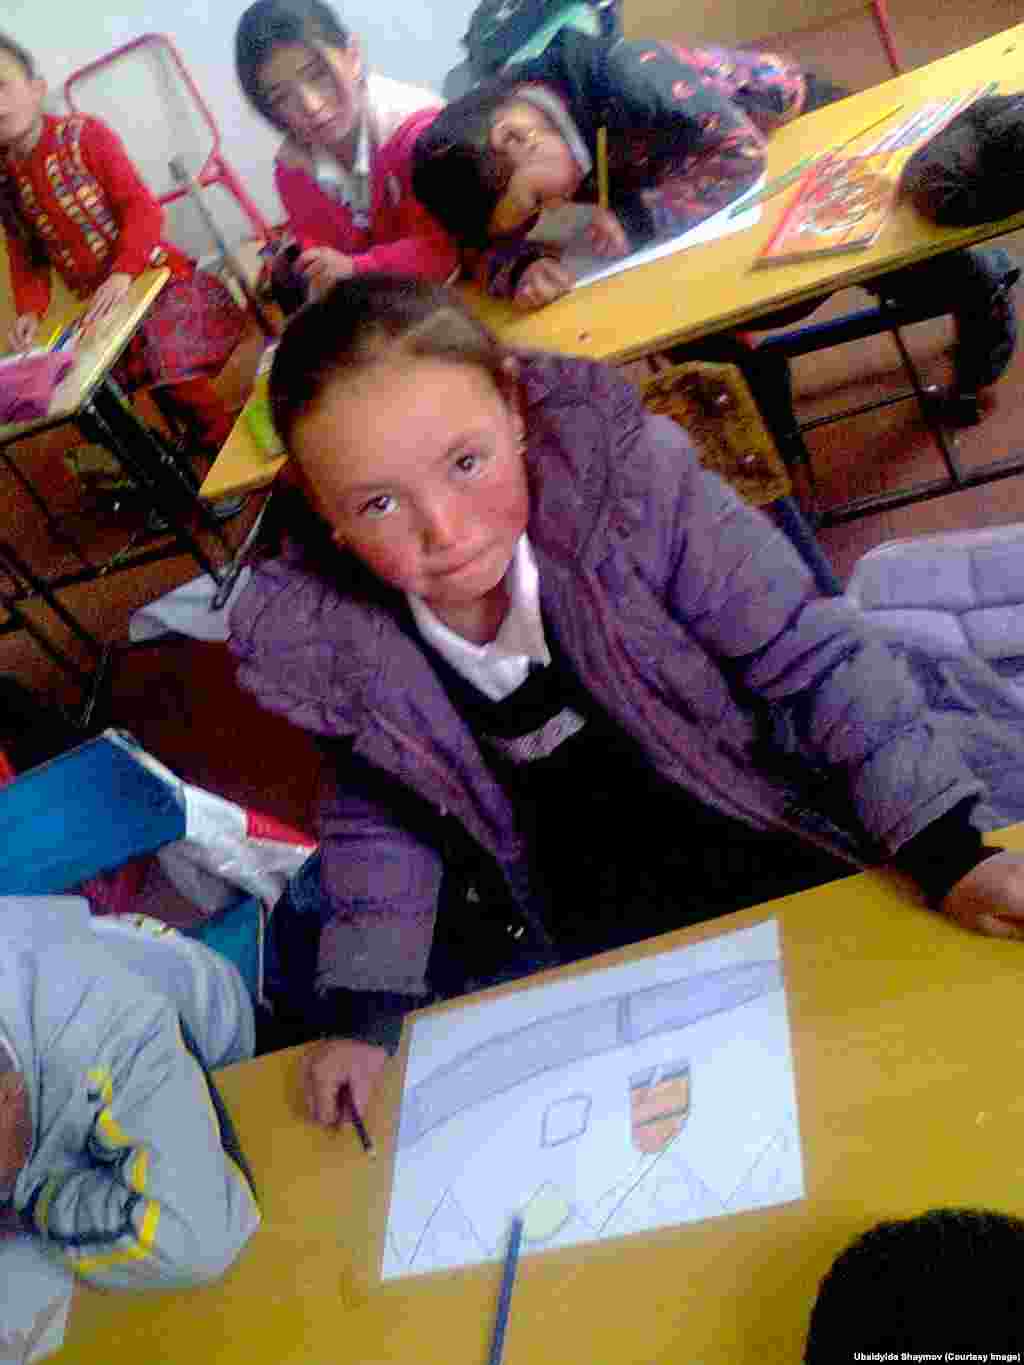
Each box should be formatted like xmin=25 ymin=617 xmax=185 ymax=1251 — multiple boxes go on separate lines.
xmin=0 ymin=271 xmax=256 ymax=709
xmin=201 ymin=23 xmax=1024 ymax=524
xmin=57 ymin=820 xmax=1024 ymax=1365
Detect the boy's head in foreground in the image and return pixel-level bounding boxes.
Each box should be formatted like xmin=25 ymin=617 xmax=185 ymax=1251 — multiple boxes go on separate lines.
xmin=805 ymin=1208 xmax=1024 ymax=1359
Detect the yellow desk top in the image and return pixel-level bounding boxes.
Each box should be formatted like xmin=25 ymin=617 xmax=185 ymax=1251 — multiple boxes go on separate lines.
xmin=199 ymin=403 xmax=288 ymax=503
xmin=0 ymin=270 xmax=170 ymax=446
xmin=57 ymin=822 xmax=1024 ymax=1364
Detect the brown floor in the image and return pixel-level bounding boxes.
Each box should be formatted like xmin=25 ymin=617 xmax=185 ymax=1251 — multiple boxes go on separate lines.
xmin=3 ymin=1 xmax=1024 ymax=838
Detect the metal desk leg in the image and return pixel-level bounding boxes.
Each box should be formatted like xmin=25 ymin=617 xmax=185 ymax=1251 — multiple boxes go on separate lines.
xmin=0 ymin=541 xmax=112 ymax=726
xmin=81 ymin=382 xmax=229 ymax=585
xmin=772 ymin=496 xmax=843 ymax=597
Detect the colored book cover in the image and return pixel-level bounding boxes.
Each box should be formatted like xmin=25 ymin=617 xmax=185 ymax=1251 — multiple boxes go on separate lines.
xmin=756 ymin=85 xmax=994 ymax=267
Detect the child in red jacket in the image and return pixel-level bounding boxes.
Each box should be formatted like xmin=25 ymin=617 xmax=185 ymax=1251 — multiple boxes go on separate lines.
xmin=0 ymin=34 xmax=244 ymax=461
xmin=235 ymin=0 xmax=457 ymax=308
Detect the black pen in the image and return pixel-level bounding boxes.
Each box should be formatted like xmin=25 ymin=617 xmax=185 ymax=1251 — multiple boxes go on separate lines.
xmin=343 ymin=1082 xmax=375 ymax=1157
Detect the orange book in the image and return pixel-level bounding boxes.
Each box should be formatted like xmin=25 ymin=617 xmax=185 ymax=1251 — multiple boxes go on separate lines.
xmin=756 ymin=85 xmax=994 ymax=267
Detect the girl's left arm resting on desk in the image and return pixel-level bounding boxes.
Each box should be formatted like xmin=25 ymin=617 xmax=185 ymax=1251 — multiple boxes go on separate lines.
xmin=80 ymin=117 xmax=165 ymax=278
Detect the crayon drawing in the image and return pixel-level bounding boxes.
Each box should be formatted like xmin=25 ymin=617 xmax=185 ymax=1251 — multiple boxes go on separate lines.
xmin=383 ymin=919 xmax=803 ymax=1279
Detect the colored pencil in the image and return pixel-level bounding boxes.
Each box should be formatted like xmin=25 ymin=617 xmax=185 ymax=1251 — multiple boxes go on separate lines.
xmin=728 ymin=102 xmax=905 ymax=217
xmin=487 ymin=1216 xmax=524 ymax=1365
xmin=596 ymin=126 xmax=609 ymax=211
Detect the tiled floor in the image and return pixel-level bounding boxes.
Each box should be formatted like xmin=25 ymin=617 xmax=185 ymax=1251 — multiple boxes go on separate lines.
xmin=2 ymin=1 xmax=1024 ymax=830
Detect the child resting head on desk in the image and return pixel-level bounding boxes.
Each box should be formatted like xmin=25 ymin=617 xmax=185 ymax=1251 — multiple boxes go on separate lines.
xmin=410 ymin=35 xmax=1019 ymax=425
xmin=0 ymin=896 xmax=261 ymax=1289
xmin=235 ymin=0 xmax=457 ymax=310
xmin=229 ymin=274 xmax=1024 ymax=1129
xmin=411 ymin=31 xmax=841 ymax=308
xmin=0 ymin=33 xmax=247 ymax=470
xmin=804 ymin=1207 xmax=1024 ymax=1357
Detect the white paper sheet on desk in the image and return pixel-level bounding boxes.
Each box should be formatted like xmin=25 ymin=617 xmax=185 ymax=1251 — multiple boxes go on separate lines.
xmin=382 ymin=918 xmax=803 ymax=1279
xmin=0 ymin=1235 xmax=73 ymax=1363
xmin=525 ymin=176 xmax=765 ymax=292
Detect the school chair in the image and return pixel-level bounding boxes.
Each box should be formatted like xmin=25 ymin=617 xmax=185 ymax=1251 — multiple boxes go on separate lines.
xmin=64 ymin=34 xmax=271 ymax=261
xmin=639 ymin=356 xmax=842 ymax=595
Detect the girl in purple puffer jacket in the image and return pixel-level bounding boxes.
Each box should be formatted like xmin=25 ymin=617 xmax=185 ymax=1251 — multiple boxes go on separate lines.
xmin=229 ymin=273 xmax=1024 ymax=1134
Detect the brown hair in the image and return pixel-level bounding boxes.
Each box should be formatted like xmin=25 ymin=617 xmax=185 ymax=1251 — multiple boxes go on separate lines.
xmin=0 ymin=34 xmax=49 ymax=270
xmin=269 ymin=272 xmax=513 ymax=449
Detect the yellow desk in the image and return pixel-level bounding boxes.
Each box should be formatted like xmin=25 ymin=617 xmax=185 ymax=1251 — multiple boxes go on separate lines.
xmin=57 ymin=822 xmax=1024 ymax=1364
xmin=0 ymin=268 xmax=242 ymax=707
xmin=199 ymin=404 xmax=287 ymax=504
xmin=0 ymin=271 xmax=169 ymax=445
xmin=199 ymin=24 xmax=1024 ymax=509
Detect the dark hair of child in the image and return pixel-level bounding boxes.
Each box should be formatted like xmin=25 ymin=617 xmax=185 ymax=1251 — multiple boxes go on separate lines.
xmin=268 ymin=272 xmax=512 ymax=444
xmin=0 ymin=33 xmax=49 ymax=269
xmin=804 ymin=1207 xmax=1024 ymax=1359
xmin=235 ymin=0 xmax=351 ymax=133
xmin=412 ymin=76 xmax=541 ymax=247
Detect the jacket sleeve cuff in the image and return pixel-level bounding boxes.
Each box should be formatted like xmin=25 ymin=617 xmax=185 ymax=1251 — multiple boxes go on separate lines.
xmin=889 ymin=796 xmax=1000 ymax=906
xmin=318 ymin=988 xmax=423 ymax=1054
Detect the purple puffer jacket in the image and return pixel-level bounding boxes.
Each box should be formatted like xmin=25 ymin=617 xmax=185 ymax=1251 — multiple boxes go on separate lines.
xmin=230 ymin=352 xmax=993 ymax=996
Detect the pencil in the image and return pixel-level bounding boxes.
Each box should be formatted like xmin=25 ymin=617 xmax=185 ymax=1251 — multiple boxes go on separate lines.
xmin=343 ymin=1083 xmax=375 ymax=1156
xmin=728 ymin=101 xmax=905 ymax=217
xmin=487 ymin=1215 xmax=524 ymax=1365
xmin=596 ymin=125 xmax=609 ymax=211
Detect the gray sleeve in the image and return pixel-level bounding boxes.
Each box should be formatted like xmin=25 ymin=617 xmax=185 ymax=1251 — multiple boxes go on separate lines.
xmin=26 ymin=998 xmax=260 ymax=1290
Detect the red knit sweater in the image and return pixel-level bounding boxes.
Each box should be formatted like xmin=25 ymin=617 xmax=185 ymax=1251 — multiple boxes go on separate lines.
xmin=2 ymin=113 xmax=193 ymax=318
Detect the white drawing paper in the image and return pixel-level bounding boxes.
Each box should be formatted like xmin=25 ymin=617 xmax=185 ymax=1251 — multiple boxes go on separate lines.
xmin=523 ymin=176 xmax=765 ymax=293
xmin=383 ymin=918 xmax=803 ymax=1279
xmin=0 ymin=1235 xmax=73 ymax=1363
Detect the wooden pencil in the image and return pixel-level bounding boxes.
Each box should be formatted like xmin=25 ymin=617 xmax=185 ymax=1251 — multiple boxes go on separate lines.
xmin=596 ymin=126 xmax=609 ymax=211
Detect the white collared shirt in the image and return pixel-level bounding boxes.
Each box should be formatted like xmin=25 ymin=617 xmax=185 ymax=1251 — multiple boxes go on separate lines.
xmin=313 ymin=111 xmax=372 ymax=226
xmin=408 ymin=535 xmax=551 ymax=701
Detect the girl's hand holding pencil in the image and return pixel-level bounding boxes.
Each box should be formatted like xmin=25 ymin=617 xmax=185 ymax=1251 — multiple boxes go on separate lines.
xmin=585 ymin=206 xmax=629 ymax=258
xmin=302 ymin=1036 xmax=387 ymax=1141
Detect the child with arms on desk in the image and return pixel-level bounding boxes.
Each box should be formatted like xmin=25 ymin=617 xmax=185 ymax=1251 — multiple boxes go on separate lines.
xmin=0 ymin=34 xmax=245 ymax=460
xmin=412 ymin=32 xmax=825 ymax=305
xmin=412 ymin=34 xmax=1018 ymax=416
xmin=0 ymin=898 xmax=260 ymax=1287
xmin=235 ymin=0 xmax=456 ymax=307
xmin=230 ymin=275 xmax=1024 ymax=1127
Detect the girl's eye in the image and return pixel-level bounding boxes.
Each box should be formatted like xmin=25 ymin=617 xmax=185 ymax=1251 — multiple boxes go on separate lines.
xmin=358 ymin=493 xmax=396 ymax=518
xmin=453 ymin=451 xmax=485 ymax=477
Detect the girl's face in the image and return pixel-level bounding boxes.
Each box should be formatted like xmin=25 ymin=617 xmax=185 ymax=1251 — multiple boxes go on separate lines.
xmin=487 ymin=100 xmax=583 ymax=237
xmin=0 ymin=51 xmax=45 ymax=156
xmin=258 ymin=39 xmax=364 ymax=152
xmin=294 ymin=356 xmax=530 ymax=633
